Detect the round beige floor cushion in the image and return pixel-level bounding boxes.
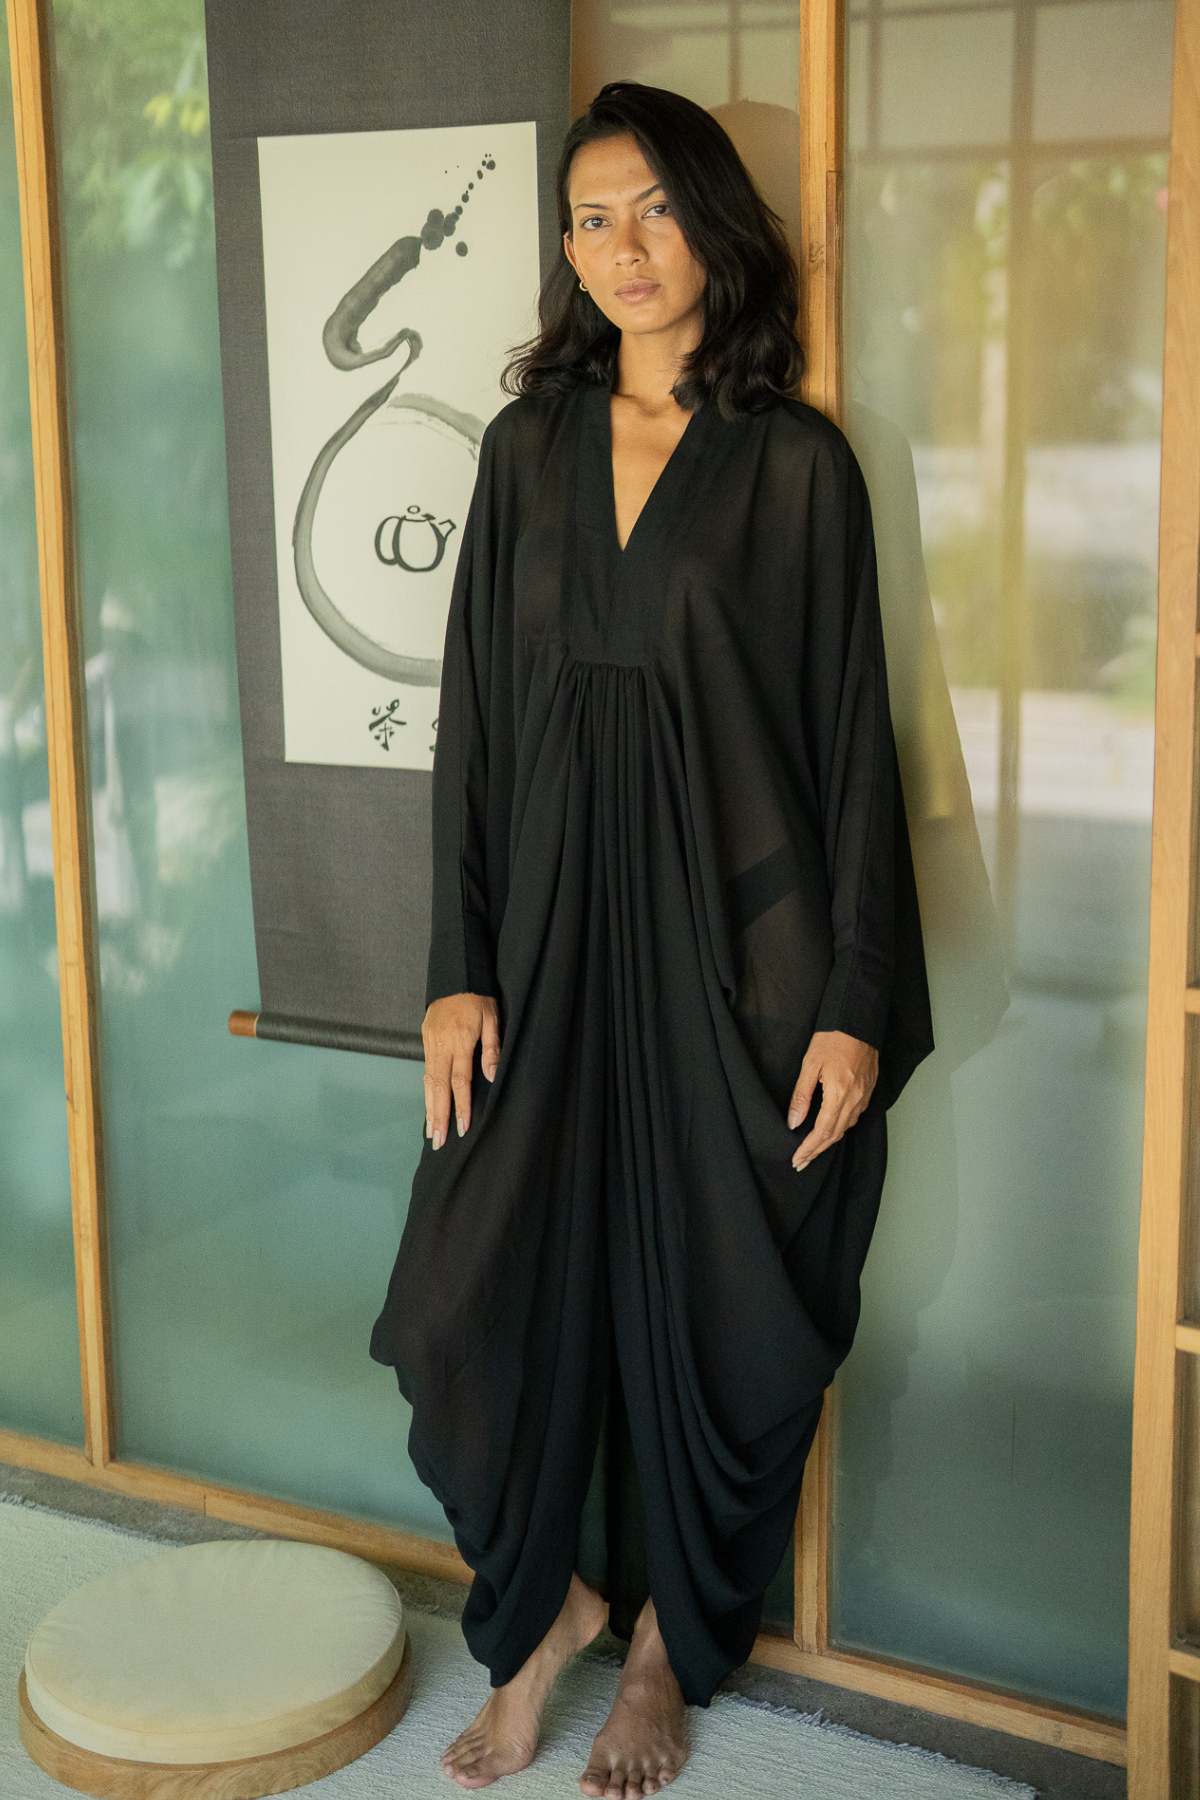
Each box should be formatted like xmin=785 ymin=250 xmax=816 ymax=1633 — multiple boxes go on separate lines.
xmin=19 ymin=1537 xmax=414 ymax=1796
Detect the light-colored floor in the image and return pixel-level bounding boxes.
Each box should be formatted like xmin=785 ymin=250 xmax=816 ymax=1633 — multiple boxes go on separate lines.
xmin=0 ymin=1458 xmax=1121 ymax=1800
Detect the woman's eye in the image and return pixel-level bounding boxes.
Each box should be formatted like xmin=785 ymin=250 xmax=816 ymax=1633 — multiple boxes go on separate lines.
xmin=580 ymin=203 xmax=672 ymax=230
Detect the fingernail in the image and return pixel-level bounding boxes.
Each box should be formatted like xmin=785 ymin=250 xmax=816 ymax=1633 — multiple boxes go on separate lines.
xmin=794 ymin=1158 xmax=809 ymax=1171
xmin=432 ymin=1128 xmax=444 ymax=1150
xmin=457 ymin=1116 xmax=466 ymax=1136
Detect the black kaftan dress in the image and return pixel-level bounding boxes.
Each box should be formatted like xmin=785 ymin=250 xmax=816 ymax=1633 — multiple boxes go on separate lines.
xmin=368 ymin=372 xmax=935 ymax=1708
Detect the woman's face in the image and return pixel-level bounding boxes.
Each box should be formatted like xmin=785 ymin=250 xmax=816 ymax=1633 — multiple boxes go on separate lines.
xmin=562 ymin=133 xmax=706 ymax=340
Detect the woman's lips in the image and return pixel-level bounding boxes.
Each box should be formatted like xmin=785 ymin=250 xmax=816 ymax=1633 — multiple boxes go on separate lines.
xmin=615 ymin=282 xmax=660 ymax=301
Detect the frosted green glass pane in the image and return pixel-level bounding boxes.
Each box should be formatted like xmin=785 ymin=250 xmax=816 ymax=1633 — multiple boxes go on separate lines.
xmin=46 ymin=0 xmax=439 ymax=1533
xmin=0 ymin=12 xmax=81 ymax=1444
xmin=834 ymin=0 xmax=1173 ymax=1718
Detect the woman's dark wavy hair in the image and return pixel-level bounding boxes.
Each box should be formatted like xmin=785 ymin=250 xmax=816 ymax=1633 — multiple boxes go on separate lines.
xmin=498 ymin=81 xmax=803 ymax=418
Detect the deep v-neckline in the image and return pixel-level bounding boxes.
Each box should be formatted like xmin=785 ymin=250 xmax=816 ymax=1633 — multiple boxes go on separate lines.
xmin=600 ymin=384 xmax=706 ymax=558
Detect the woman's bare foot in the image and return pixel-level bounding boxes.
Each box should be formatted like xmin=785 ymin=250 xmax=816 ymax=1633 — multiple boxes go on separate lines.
xmin=440 ymin=1571 xmax=609 ymax=1788
xmin=578 ymin=1596 xmax=690 ymax=1797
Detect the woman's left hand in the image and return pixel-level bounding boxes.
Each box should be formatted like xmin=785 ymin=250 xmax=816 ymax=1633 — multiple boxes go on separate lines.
xmin=786 ymin=1030 xmax=879 ymax=1169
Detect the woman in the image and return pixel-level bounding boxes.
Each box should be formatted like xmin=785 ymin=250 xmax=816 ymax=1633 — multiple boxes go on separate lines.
xmin=369 ymin=79 xmax=934 ymax=1796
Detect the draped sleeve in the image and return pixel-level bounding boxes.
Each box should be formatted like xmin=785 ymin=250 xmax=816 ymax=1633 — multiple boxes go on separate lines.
xmin=423 ymin=417 xmax=503 ymax=1009
xmin=802 ymin=432 xmax=926 ymax=1088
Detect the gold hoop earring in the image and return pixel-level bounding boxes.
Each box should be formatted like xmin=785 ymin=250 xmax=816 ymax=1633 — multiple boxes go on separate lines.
xmin=579 ymin=279 xmax=587 ymax=291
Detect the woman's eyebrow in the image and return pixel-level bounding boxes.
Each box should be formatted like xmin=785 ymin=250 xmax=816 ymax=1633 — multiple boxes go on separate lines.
xmin=571 ymin=182 xmax=663 ymax=212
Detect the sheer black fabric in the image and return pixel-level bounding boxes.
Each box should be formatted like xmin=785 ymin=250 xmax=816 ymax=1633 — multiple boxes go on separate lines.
xmin=369 ymin=374 xmax=935 ymax=1707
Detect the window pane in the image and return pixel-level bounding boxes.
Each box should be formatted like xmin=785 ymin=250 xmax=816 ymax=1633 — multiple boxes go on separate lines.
xmin=834 ymin=0 xmax=1173 ymax=1716
xmin=47 ymin=0 xmax=436 ymax=1531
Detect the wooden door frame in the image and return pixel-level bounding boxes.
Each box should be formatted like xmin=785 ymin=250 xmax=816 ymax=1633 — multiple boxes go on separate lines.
xmin=1127 ymin=0 xmax=1200 ymax=1794
xmin=6 ymin=0 xmax=113 ymax=1465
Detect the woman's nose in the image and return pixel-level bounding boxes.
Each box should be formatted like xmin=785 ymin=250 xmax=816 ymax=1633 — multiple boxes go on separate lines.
xmin=611 ymin=220 xmax=647 ymax=259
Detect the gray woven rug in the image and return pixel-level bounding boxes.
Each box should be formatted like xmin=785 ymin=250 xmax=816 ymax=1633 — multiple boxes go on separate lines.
xmin=0 ymin=1493 xmax=1035 ymax=1798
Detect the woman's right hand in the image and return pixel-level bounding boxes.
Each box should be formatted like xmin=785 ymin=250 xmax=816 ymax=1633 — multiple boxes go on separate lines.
xmin=422 ymin=993 xmax=502 ymax=1148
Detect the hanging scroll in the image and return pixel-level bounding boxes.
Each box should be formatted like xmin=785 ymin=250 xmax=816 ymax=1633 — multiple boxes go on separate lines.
xmin=203 ymin=0 xmax=567 ymax=1053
